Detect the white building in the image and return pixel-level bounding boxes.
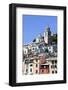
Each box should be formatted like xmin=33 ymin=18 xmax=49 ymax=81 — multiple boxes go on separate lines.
xmin=23 ymin=57 xmax=40 ymax=75
xmin=31 ymin=44 xmax=40 ymax=55
xmin=23 ymin=46 xmax=28 ymax=55
xmin=36 ymin=34 xmax=44 ymax=43
xmin=48 ymin=44 xmax=57 ymax=53
xmin=28 ymin=63 xmax=33 ymax=75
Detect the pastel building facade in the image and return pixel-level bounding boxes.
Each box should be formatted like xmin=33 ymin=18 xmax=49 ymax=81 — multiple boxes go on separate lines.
xmin=46 ymin=57 xmax=57 ymax=74
xmin=33 ymin=58 xmax=40 ymax=74
xmin=39 ymin=53 xmax=50 ymax=74
xmin=23 ymin=56 xmax=40 ymax=75
xmin=23 ymin=54 xmax=57 ymax=75
xmin=23 ymin=26 xmax=57 ymax=75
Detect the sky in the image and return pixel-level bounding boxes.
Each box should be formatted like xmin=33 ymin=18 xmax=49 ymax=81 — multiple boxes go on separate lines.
xmin=23 ymin=15 xmax=57 ymax=45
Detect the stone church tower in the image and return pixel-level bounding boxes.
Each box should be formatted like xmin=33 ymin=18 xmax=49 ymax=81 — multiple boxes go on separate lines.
xmin=44 ymin=26 xmax=51 ymax=44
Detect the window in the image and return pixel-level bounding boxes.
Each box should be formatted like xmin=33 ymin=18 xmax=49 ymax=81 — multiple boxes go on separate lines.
xmin=30 ymin=64 xmax=32 ymax=66
xmin=52 ymin=61 xmax=54 ymax=64
xmin=55 ymin=65 xmax=57 ymax=68
xmin=52 ymin=71 xmax=54 ymax=74
xmin=51 ymin=65 xmax=55 ymax=68
xmin=55 ymin=70 xmax=57 ymax=73
xmin=33 ymin=48 xmax=35 ymax=50
xmin=25 ymin=60 xmax=29 ymax=64
xmin=36 ymin=64 xmax=38 ymax=67
xmin=30 ymin=68 xmax=32 ymax=72
xmin=51 ymin=65 xmax=53 ymax=68
xmin=36 ymin=70 xmax=38 ymax=73
xmin=26 ymin=69 xmax=28 ymax=72
xmin=36 ymin=59 xmax=38 ymax=62
xmin=55 ymin=60 xmax=57 ymax=64
xmin=25 ymin=51 xmax=26 ymax=53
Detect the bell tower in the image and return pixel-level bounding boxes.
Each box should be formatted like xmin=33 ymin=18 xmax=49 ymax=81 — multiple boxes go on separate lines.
xmin=44 ymin=26 xmax=51 ymax=44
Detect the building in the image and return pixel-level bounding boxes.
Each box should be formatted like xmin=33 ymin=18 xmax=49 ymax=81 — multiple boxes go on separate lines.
xmin=23 ymin=56 xmax=40 ymax=75
xmin=23 ymin=58 xmax=34 ymax=75
xmin=23 ymin=59 xmax=29 ymax=75
xmin=23 ymin=45 xmax=28 ymax=55
xmin=39 ymin=53 xmax=46 ymax=64
xmin=44 ymin=26 xmax=51 ymax=44
xmin=23 ymin=26 xmax=57 ymax=75
xmin=46 ymin=57 xmax=57 ymax=74
xmin=33 ymin=57 xmax=40 ymax=74
xmin=48 ymin=44 xmax=57 ymax=53
xmin=36 ymin=34 xmax=44 ymax=43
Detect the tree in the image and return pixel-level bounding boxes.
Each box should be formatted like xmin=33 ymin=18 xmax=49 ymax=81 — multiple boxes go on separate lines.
xmin=52 ymin=34 xmax=57 ymax=44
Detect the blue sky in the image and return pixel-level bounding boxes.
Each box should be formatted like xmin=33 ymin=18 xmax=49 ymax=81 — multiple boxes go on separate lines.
xmin=23 ymin=15 xmax=57 ymax=45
